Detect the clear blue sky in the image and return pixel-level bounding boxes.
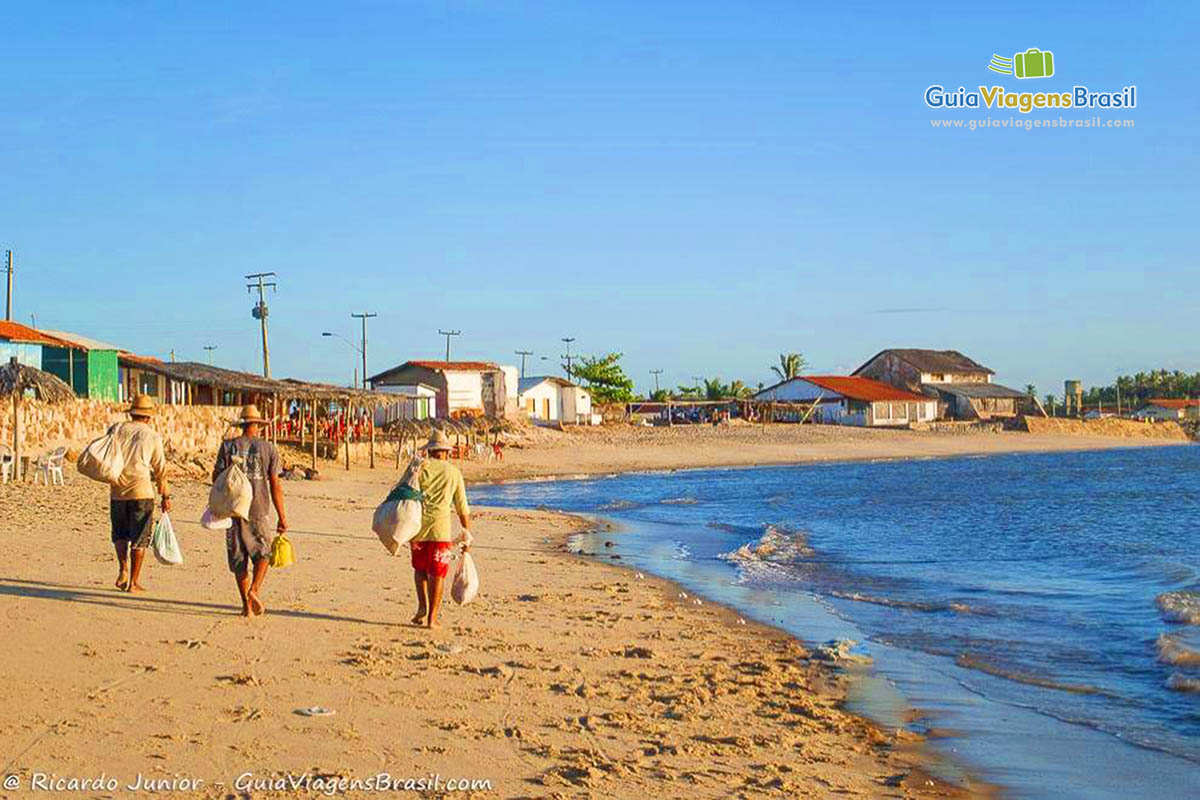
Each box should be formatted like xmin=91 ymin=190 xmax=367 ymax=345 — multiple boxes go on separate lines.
xmin=2 ymin=1 xmax=1195 ymax=397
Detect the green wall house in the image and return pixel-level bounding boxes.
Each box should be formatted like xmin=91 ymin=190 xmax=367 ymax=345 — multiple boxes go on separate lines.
xmin=39 ymin=330 xmax=123 ymax=401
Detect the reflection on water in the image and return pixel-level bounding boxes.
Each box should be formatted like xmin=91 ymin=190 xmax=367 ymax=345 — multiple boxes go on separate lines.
xmin=474 ymin=447 xmax=1200 ymax=799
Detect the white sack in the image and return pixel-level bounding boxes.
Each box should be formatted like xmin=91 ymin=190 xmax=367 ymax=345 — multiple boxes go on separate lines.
xmin=151 ymin=513 xmax=183 ymax=565
xmin=76 ymin=428 xmax=125 ymax=484
xmin=209 ymin=455 xmax=252 ymax=521
xmin=451 ymin=551 xmax=479 ymax=606
xmin=372 ymin=456 xmax=424 ymax=555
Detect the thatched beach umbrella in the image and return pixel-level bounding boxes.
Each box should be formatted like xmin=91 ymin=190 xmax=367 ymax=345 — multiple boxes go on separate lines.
xmin=0 ymin=361 xmax=77 ymax=404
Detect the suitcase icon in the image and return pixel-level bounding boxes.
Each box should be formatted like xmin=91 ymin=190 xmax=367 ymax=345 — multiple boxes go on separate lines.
xmin=1014 ymin=48 xmax=1054 ymax=79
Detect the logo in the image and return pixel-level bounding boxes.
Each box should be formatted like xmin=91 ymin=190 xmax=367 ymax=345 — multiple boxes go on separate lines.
xmin=989 ymin=48 xmax=1055 ymax=79
xmin=924 ymin=48 xmax=1136 ymax=114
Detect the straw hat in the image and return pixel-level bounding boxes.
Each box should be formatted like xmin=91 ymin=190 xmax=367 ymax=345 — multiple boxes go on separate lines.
xmin=422 ymin=430 xmax=453 ymax=452
xmin=235 ymin=404 xmax=266 ymax=426
xmin=128 ymin=394 xmax=156 ymax=418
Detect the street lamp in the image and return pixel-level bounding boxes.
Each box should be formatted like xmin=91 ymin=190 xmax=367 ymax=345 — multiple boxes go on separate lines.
xmin=322 ymin=332 xmax=363 ymax=388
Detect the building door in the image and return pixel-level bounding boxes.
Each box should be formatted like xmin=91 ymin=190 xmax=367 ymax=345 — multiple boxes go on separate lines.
xmin=543 ymin=398 xmax=551 ymax=419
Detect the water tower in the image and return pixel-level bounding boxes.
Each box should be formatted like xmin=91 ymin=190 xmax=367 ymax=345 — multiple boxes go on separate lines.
xmin=1064 ymin=380 xmax=1083 ymax=417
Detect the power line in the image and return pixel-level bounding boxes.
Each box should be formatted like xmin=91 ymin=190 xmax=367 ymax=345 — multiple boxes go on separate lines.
xmin=352 ymin=312 xmax=377 ymax=389
xmin=245 ymin=272 xmax=277 ymax=378
xmin=515 ymin=350 xmax=533 ymax=378
xmin=203 ymin=345 xmax=218 ymax=365
xmin=438 ymin=329 xmax=461 ymax=362
xmin=650 ymin=369 xmax=663 ymax=393
xmin=561 ymin=337 xmax=576 ymax=380
xmin=4 ymin=250 xmax=12 ymax=322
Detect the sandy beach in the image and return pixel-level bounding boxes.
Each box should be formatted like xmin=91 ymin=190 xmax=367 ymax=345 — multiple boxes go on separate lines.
xmin=0 ymin=428 xmax=1187 ymax=798
xmin=455 ymin=420 xmax=1190 ymax=484
xmin=0 ymin=448 xmax=1006 ymax=799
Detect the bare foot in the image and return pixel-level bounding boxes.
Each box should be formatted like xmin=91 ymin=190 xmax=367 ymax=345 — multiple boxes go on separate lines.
xmin=125 ymin=582 xmax=146 ymax=593
xmin=425 ymin=619 xmax=442 ymax=630
xmin=248 ymin=591 xmax=265 ymax=617
xmin=115 ymin=573 xmax=129 ymax=591
xmin=240 ymin=606 xmax=253 ymax=618
xmin=411 ymin=611 xmax=427 ymax=626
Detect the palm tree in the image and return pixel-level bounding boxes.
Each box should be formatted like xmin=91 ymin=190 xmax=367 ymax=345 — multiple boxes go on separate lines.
xmin=1025 ymin=384 xmax=1037 ymax=397
xmin=726 ymin=380 xmax=754 ymax=399
xmin=771 ymin=352 xmax=808 ymax=381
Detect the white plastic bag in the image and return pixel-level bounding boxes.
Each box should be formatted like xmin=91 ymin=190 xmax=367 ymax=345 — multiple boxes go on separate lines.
xmin=200 ymin=507 xmax=233 ymax=531
xmin=209 ymin=454 xmax=253 ymax=520
xmin=76 ymin=428 xmax=125 ymax=484
xmin=372 ymin=456 xmax=424 ymax=555
xmin=152 ymin=513 xmax=183 ymax=565
xmin=451 ymin=551 xmax=479 ymax=606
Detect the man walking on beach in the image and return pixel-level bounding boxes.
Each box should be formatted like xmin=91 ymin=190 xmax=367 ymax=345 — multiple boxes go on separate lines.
xmin=212 ymin=404 xmax=288 ymax=617
xmin=109 ymin=395 xmax=170 ymax=592
xmin=410 ymin=430 xmax=471 ymax=629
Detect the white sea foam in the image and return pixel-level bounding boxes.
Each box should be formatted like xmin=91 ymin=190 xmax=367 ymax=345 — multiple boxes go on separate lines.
xmin=1156 ymin=591 xmax=1200 ymax=625
xmin=718 ymin=525 xmax=813 ymax=565
xmin=1156 ymin=634 xmax=1200 ymax=667
xmin=1166 ymin=672 xmax=1200 ymax=693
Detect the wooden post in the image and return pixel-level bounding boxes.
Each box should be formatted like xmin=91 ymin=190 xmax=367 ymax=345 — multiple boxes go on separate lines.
xmin=369 ymin=404 xmax=376 ymax=469
xmin=310 ymin=400 xmax=318 ymax=470
xmin=300 ymin=400 xmax=307 ymax=448
xmin=344 ymin=398 xmax=352 ymax=471
xmin=12 ymin=389 xmax=21 ymax=482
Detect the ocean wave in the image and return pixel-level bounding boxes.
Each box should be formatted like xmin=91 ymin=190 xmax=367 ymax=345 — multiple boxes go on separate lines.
xmin=660 ymin=496 xmax=700 ymax=505
xmin=1156 ymin=591 xmax=1200 ymax=625
xmin=955 ymin=653 xmax=1114 ymax=696
xmin=829 ymin=590 xmax=991 ymax=616
xmin=598 ymin=499 xmax=643 ymax=511
xmin=1156 ymin=634 xmax=1200 ymax=667
xmin=1166 ymin=673 xmax=1200 ymax=693
xmin=717 ymin=525 xmax=814 ymax=565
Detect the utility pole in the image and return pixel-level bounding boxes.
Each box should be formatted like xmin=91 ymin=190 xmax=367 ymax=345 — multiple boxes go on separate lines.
xmin=692 ymin=375 xmax=703 ymax=397
xmin=438 ymin=329 xmax=461 ymax=362
xmin=650 ymin=369 xmax=663 ymax=393
xmin=561 ymin=337 xmax=576 ymax=380
xmin=245 ymin=272 xmax=277 ymax=378
xmin=203 ymin=345 xmax=218 ymax=365
xmin=515 ymin=350 xmax=533 ymax=378
xmin=4 ymin=250 xmax=12 ymax=322
xmin=352 ymin=312 xmax=377 ymax=389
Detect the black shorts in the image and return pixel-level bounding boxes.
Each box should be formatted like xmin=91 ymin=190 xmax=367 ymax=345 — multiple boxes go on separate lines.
xmin=111 ymin=499 xmax=155 ymax=548
xmin=226 ymin=518 xmax=273 ymax=573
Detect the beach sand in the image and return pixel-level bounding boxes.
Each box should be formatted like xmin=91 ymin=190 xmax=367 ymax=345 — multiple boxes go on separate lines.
xmin=0 ymin=460 xmax=992 ymax=799
xmin=457 ymin=420 xmax=1189 ymax=483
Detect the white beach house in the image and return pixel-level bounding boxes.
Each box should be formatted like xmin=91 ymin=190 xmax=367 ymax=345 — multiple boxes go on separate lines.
xmin=752 ymin=375 xmax=937 ymax=427
xmin=517 ymin=376 xmax=594 ymax=424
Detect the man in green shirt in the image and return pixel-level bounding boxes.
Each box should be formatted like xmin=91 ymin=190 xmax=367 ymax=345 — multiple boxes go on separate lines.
xmin=410 ymin=430 xmax=471 ymax=629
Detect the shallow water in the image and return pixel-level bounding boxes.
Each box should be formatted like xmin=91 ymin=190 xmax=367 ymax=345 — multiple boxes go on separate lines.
xmin=473 ymin=446 xmax=1200 ymax=799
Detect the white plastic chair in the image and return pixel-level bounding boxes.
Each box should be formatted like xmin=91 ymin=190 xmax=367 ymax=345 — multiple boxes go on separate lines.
xmin=0 ymin=444 xmax=13 ymax=484
xmin=33 ymin=446 xmax=67 ymax=486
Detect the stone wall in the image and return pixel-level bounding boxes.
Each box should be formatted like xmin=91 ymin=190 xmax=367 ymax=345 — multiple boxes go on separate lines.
xmin=1019 ymin=416 xmax=1189 ymax=441
xmin=2 ymin=398 xmax=241 ymax=461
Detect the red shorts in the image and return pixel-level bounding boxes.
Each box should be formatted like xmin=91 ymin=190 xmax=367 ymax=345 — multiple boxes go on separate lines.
xmin=410 ymin=541 xmax=453 ymax=578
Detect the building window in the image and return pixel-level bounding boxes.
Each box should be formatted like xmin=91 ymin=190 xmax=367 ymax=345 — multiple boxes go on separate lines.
xmin=138 ymin=373 xmax=159 ymax=397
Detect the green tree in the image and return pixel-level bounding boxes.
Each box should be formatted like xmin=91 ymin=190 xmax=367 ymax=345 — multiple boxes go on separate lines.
xmin=703 ymin=378 xmax=726 ymax=400
xmin=726 ymin=380 xmax=754 ymax=399
xmin=570 ymin=353 xmax=635 ymax=404
xmin=675 ymin=384 xmax=702 ymax=399
xmin=649 ymin=388 xmax=671 ymax=402
xmin=1025 ymin=384 xmax=1037 ymax=397
xmin=771 ymin=352 xmax=808 ymax=381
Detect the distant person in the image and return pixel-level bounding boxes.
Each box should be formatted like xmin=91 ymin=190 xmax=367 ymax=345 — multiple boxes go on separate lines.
xmin=108 ymin=395 xmax=171 ymax=592
xmin=410 ymin=430 xmax=472 ymax=629
xmin=212 ymin=404 xmax=288 ymax=617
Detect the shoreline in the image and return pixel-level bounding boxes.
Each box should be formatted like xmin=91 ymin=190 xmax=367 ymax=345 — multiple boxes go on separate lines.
xmin=455 ymin=423 xmax=1191 ymax=486
xmin=0 ymin=465 xmax=994 ymax=798
xmin=555 ymin=508 xmax=999 ymax=797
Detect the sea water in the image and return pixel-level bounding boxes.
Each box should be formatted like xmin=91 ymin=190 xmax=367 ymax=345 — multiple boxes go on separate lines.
xmin=472 ymin=446 xmax=1200 ymax=799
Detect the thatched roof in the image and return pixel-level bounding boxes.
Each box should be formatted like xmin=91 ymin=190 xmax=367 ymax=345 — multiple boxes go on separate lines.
xmin=0 ymin=361 xmax=77 ymax=403
xmin=120 ymin=357 xmax=390 ymax=403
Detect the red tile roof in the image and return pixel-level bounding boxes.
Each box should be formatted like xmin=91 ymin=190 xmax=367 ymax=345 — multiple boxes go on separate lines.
xmin=801 ymin=375 xmax=932 ymax=403
xmin=0 ymin=320 xmax=75 ymax=348
xmin=406 ymin=360 xmax=499 ymax=372
xmin=1146 ymin=398 xmax=1199 ymax=409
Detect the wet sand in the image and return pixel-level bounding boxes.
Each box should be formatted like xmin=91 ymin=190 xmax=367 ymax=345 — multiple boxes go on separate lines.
xmin=0 ymin=465 xmax=992 ymax=799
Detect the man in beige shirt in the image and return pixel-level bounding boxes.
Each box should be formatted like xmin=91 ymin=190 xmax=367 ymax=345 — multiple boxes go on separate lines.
xmin=109 ymin=395 xmax=171 ymax=592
